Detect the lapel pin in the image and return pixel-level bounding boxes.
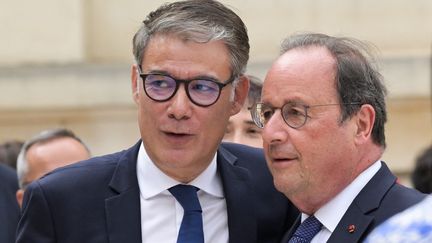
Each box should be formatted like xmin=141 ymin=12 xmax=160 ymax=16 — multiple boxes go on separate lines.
xmin=347 ymin=224 xmax=356 ymax=233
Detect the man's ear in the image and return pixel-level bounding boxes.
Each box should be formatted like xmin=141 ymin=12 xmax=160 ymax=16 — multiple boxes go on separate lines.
xmin=230 ymin=75 xmax=249 ymax=115
xmin=131 ymin=64 xmax=140 ymax=105
xmin=16 ymin=189 xmax=24 ymax=208
xmin=354 ymin=104 xmax=375 ymax=145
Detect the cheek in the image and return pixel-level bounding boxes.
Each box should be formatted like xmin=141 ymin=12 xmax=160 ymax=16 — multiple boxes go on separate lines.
xmin=302 ymin=128 xmax=354 ymax=174
xmin=211 ymin=119 xmax=230 ymax=140
xmin=212 ymin=102 xmax=233 ymax=125
xmin=250 ymin=140 xmax=262 ymax=148
xmin=137 ymin=99 xmax=163 ymax=132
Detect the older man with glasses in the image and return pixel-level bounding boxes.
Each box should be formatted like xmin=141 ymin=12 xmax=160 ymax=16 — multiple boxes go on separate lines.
xmin=250 ymin=33 xmax=426 ymax=243
xmin=16 ymin=1 xmax=298 ymax=243
xmin=15 ymin=128 xmax=91 ymax=208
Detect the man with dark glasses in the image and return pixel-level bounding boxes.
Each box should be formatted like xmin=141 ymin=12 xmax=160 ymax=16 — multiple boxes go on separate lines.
xmin=16 ymin=1 xmax=297 ymax=243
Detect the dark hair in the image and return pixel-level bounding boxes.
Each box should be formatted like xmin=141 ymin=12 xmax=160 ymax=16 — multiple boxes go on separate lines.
xmin=0 ymin=140 xmax=24 ymax=169
xmin=411 ymin=145 xmax=432 ymax=193
xmin=132 ymin=0 xmax=249 ymax=79
xmin=281 ymin=33 xmax=387 ymax=147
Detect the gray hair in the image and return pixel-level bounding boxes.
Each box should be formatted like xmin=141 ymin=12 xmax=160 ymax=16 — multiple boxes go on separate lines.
xmin=132 ymin=0 xmax=249 ymax=81
xmin=16 ymin=128 xmax=90 ymax=189
xmin=280 ymin=33 xmax=387 ymax=147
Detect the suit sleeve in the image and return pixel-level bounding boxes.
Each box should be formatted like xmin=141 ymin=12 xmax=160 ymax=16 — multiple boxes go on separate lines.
xmin=16 ymin=181 xmax=56 ymax=243
xmin=0 ymin=165 xmax=20 ymax=243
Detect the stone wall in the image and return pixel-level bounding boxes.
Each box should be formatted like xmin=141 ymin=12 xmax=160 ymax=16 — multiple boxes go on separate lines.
xmin=0 ymin=0 xmax=431 ymax=185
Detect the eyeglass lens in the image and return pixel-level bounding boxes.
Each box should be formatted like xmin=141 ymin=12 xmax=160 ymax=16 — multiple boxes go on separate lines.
xmin=144 ymin=74 xmax=222 ymax=106
xmin=252 ymin=103 xmax=307 ymax=128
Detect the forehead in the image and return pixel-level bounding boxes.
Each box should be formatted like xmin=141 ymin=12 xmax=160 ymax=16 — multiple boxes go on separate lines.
xmin=141 ymin=34 xmax=231 ymax=80
xmin=262 ymin=46 xmax=338 ymax=105
xmin=26 ymin=138 xmax=88 ymax=165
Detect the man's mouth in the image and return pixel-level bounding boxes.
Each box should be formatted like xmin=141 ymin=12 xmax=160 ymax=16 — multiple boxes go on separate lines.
xmin=269 ymin=154 xmax=299 ymax=168
xmin=272 ymin=157 xmax=297 ymax=163
xmin=166 ymin=132 xmax=188 ymax=136
xmin=164 ymin=131 xmax=193 ymax=137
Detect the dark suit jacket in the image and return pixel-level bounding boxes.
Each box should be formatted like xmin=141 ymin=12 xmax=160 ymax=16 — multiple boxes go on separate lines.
xmin=280 ymin=162 xmax=426 ymax=243
xmin=0 ymin=164 xmax=20 ymax=243
xmin=17 ymin=141 xmax=298 ymax=243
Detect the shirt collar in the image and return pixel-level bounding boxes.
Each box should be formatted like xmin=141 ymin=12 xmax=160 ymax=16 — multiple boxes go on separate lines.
xmin=302 ymin=160 xmax=382 ymax=232
xmin=137 ymin=142 xmax=224 ymax=199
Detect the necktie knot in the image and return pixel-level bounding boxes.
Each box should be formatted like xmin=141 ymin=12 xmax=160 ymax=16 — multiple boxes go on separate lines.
xmin=288 ymin=215 xmax=322 ymax=243
xmin=169 ymin=184 xmax=204 ymax=243
xmin=169 ymin=184 xmax=202 ymax=212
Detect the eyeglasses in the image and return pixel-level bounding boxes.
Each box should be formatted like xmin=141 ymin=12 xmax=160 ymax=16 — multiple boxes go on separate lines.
xmin=250 ymin=102 xmax=361 ymax=129
xmin=137 ymin=66 xmax=235 ymax=107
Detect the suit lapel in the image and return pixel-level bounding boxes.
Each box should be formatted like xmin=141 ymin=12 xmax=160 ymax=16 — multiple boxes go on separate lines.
xmin=327 ymin=205 xmax=373 ymax=242
xmin=328 ymin=162 xmax=397 ymax=242
xmin=280 ymin=216 xmax=300 ymax=243
xmin=217 ymin=146 xmax=256 ymax=243
xmin=105 ymin=142 xmax=142 ymax=243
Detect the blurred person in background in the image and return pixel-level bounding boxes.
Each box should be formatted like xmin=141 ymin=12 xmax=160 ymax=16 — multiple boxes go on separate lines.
xmin=0 ymin=164 xmax=20 ymax=243
xmin=411 ymin=144 xmax=432 ymax=194
xmin=224 ymin=75 xmax=263 ymax=147
xmin=364 ymin=195 xmax=432 ymax=243
xmin=16 ymin=128 xmax=91 ymax=207
xmin=0 ymin=140 xmax=24 ymax=170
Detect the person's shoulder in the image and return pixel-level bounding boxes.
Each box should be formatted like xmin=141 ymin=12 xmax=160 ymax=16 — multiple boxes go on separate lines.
xmin=370 ymin=171 xmax=427 ymax=225
xmin=387 ymin=180 xmax=427 ymax=204
xmin=0 ymin=164 xmax=18 ymax=190
xmin=219 ymin=142 xmax=268 ymax=175
xmin=220 ymin=142 xmax=264 ymax=158
xmin=0 ymin=163 xmax=16 ymax=179
xmin=372 ymin=162 xmax=426 ymax=205
xmin=52 ymin=149 xmax=123 ymax=171
xmin=365 ymin=196 xmax=432 ymax=242
xmin=36 ymin=148 xmax=129 ymax=189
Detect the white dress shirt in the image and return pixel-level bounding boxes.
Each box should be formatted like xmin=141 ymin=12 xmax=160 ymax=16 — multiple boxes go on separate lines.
xmin=136 ymin=142 xmax=229 ymax=243
xmin=306 ymin=160 xmax=382 ymax=243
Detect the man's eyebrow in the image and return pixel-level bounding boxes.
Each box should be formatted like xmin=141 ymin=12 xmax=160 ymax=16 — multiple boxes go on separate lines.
xmin=145 ymin=69 xmax=220 ymax=82
xmin=259 ymin=99 xmax=306 ymax=108
xmin=143 ymin=69 xmax=170 ymax=75
xmin=283 ymin=98 xmax=306 ymax=105
xmin=193 ymin=75 xmax=220 ymax=82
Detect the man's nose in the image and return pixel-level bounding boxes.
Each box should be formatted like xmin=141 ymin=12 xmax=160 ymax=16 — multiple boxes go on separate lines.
xmin=167 ymin=84 xmax=192 ymax=120
xmin=262 ymin=110 xmax=288 ymax=145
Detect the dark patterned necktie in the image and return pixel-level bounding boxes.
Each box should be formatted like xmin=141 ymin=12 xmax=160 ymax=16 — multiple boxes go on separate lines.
xmin=169 ymin=185 xmax=204 ymax=243
xmin=288 ymin=215 xmax=322 ymax=243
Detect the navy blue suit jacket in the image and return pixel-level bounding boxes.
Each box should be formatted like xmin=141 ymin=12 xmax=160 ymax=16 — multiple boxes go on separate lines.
xmin=0 ymin=164 xmax=20 ymax=243
xmin=17 ymin=141 xmax=298 ymax=243
xmin=280 ymin=162 xmax=426 ymax=243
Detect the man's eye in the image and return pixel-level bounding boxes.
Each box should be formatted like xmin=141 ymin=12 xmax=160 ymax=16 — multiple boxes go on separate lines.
xmin=285 ymin=107 xmax=305 ymax=117
xmin=262 ymin=109 xmax=274 ymax=121
xmin=247 ymin=127 xmax=262 ymax=135
xmin=193 ymin=84 xmax=211 ymax=91
xmin=148 ymin=80 xmax=170 ymax=88
xmin=190 ymin=80 xmax=218 ymax=93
